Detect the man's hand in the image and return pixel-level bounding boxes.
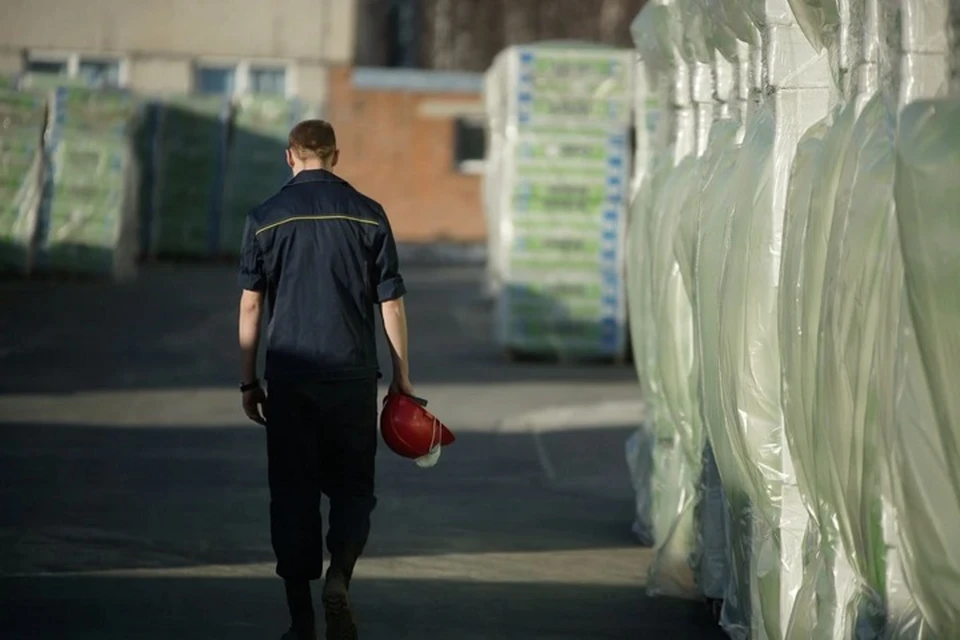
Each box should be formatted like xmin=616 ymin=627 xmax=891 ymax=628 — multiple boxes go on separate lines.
xmin=389 ymin=377 xmax=415 ymax=397
xmin=243 ymin=385 xmax=267 ymax=425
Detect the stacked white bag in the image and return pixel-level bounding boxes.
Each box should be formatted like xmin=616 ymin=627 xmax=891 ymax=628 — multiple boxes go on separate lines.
xmin=482 ymin=43 xmax=634 ymax=361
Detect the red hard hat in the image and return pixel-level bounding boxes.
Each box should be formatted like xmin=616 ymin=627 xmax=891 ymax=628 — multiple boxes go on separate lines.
xmin=380 ymin=393 xmax=455 ymax=463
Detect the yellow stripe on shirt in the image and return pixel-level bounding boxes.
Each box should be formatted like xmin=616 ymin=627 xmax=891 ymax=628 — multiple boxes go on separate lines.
xmin=255 ymin=215 xmax=379 ymax=235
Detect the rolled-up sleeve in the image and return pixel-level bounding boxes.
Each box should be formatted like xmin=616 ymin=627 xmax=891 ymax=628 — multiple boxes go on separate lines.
xmin=373 ymin=215 xmax=406 ymax=302
xmin=238 ymin=214 xmax=266 ymax=291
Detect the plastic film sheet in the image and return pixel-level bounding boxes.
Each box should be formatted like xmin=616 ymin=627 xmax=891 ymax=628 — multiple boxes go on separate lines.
xmin=777 ymin=116 xmax=835 ymax=640
xmin=626 ymin=150 xmax=674 ymax=546
xmin=765 ymin=20 xmax=834 ymax=91
xmin=815 ymin=92 xmax=897 ymax=638
xmin=631 ymin=1 xmax=682 ymax=75
xmin=715 ymin=84 xmax=830 ymax=639
xmin=787 ymin=0 xmax=840 ymax=53
xmin=892 ymin=98 xmax=960 ymax=639
xmin=878 ymin=0 xmax=952 ymax=114
xmin=644 ymin=153 xmax=702 ymax=599
xmin=683 ymin=120 xmax=743 ymax=604
xmin=952 ymin=2 xmax=960 ymax=92
xmin=677 ymin=0 xmax=716 ymax=64
xmin=693 ymin=118 xmax=749 ymax=637
xmin=716 ymin=103 xmax=784 ymax=640
xmin=701 ymin=0 xmax=762 ymax=47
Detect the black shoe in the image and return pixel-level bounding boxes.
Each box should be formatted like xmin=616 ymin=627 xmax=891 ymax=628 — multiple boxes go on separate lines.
xmin=281 ymin=628 xmax=316 ymax=640
xmin=322 ymin=571 xmax=358 ymax=640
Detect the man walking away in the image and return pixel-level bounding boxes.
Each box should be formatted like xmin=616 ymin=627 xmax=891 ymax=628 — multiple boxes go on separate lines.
xmin=236 ymin=120 xmax=414 ymax=640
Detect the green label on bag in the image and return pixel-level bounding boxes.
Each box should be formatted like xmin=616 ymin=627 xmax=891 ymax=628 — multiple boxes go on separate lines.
xmin=524 ymin=96 xmax=630 ymax=122
xmin=519 ymin=52 xmax=631 ymax=98
xmin=511 ymin=216 xmax=607 ymax=233
xmin=514 ymin=138 xmax=614 ymax=163
xmin=512 ymin=183 xmax=610 ymax=213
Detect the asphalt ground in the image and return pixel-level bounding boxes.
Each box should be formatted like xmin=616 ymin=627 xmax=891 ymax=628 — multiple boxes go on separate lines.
xmin=0 ymin=263 xmax=725 ymax=639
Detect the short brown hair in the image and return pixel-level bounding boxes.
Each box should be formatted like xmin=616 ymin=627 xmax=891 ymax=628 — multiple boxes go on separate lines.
xmin=288 ymin=119 xmax=337 ymax=161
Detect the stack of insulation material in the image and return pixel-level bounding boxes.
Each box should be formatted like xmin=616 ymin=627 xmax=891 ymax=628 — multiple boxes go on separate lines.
xmin=626 ymin=0 xmax=960 ymax=637
xmin=35 ymin=85 xmax=140 ymax=280
xmin=483 ymin=43 xmax=634 ymax=360
xmin=145 ymin=95 xmax=230 ymax=259
xmin=0 ymin=83 xmax=45 ymax=275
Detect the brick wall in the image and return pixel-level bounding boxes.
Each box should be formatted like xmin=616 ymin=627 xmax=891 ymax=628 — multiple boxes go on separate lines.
xmin=325 ymin=66 xmax=486 ymax=244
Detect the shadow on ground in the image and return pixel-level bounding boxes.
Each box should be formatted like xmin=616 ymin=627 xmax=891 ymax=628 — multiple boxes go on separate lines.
xmin=0 ymin=264 xmax=635 ymax=394
xmin=0 ymin=422 xmax=638 ymax=575
xmin=1 ymin=575 xmax=723 ymax=640
xmin=0 ymin=419 xmax=726 ymax=639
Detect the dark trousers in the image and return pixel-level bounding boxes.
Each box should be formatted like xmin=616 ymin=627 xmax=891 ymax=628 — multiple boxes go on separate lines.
xmin=264 ymin=376 xmax=379 ymax=581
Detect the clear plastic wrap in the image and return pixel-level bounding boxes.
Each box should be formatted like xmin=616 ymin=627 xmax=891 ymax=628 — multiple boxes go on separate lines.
xmin=716 ymin=103 xmax=783 ymax=640
xmin=777 ymin=116 xmax=834 ymax=640
xmin=678 ymin=0 xmax=718 ymax=64
xmin=482 ymin=57 xmax=506 ymax=298
xmin=628 ymin=1 xmax=958 ymax=638
xmin=786 ymin=0 xmax=841 ymax=53
xmin=814 ymin=92 xmax=896 ymax=638
xmin=644 ymin=153 xmax=701 ymax=598
xmin=684 ymin=120 xmax=743 ymax=605
xmin=694 ymin=117 xmax=750 ymax=637
xmin=694 ymin=0 xmax=743 ymax=62
xmin=891 ymin=97 xmax=960 ymax=638
xmin=626 ymin=147 xmax=675 ymax=545
xmin=952 ymin=4 xmax=959 ymax=93
xmin=631 ymin=1 xmax=683 ymax=77
xmin=715 ymin=83 xmax=829 ymax=638
xmin=625 ymin=423 xmax=657 ymax=546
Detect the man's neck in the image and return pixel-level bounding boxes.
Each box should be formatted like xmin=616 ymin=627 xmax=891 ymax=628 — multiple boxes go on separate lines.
xmin=294 ymin=162 xmax=329 ymax=176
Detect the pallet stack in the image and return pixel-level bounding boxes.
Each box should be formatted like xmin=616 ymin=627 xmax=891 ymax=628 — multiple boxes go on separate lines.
xmin=220 ymin=96 xmax=317 ymax=255
xmin=145 ymin=95 xmax=230 ymax=259
xmin=483 ymin=43 xmax=634 ymax=361
xmin=0 ymin=84 xmax=45 ymax=275
xmin=34 ymin=85 xmax=140 ymax=280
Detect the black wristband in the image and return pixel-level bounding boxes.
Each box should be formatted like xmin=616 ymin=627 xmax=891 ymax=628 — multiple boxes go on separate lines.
xmin=240 ymin=379 xmax=260 ymax=393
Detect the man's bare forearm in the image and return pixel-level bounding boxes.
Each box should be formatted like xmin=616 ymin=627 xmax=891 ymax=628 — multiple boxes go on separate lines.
xmin=239 ymin=290 xmax=264 ymax=383
xmin=380 ymin=297 xmax=410 ymax=385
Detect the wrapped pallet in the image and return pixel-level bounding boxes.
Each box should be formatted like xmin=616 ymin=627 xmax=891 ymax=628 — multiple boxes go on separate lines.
xmin=883 ymin=0 xmax=959 ymax=635
xmin=695 ymin=0 xmax=830 ymax=637
xmin=626 ymin=0 xmax=684 ymax=553
xmin=220 ymin=96 xmax=318 ymax=256
xmin=146 ymin=95 xmax=230 ymax=259
xmin=34 ymin=85 xmax=140 ymax=281
xmin=891 ymin=96 xmax=960 ymax=638
xmin=0 ymin=84 xmax=45 ymax=276
xmin=484 ymin=43 xmax=634 ymax=361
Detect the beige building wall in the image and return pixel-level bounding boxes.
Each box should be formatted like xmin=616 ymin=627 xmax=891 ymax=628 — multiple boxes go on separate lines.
xmin=0 ymin=0 xmax=354 ymax=101
xmin=0 ymin=50 xmax=22 ymax=74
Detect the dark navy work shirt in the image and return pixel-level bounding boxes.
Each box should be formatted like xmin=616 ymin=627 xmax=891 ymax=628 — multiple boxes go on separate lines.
xmin=238 ymin=169 xmax=406 ymax=382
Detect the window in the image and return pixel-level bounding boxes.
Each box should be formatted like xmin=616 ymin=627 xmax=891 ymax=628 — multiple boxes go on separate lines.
xmin=249 ymin=67 xmax=286 ymax=96
xmin=26 ymin=59 xmax=68 ymax=76
xmin=386 ymin=0 xmax=419 ymax=68
xmin=78 ymin=59 xmax=121 ymax=87
xmin=195 ymin=66 xmax=236 ymax=95
xmin=454 ymin=117 xmax=486 ymax=174
xmin=25 ymin=54 xmax=125 ymax=88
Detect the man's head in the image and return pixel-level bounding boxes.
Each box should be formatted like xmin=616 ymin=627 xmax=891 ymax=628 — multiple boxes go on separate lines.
xmin=286 ymin=119 xmax=339 ymax=175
